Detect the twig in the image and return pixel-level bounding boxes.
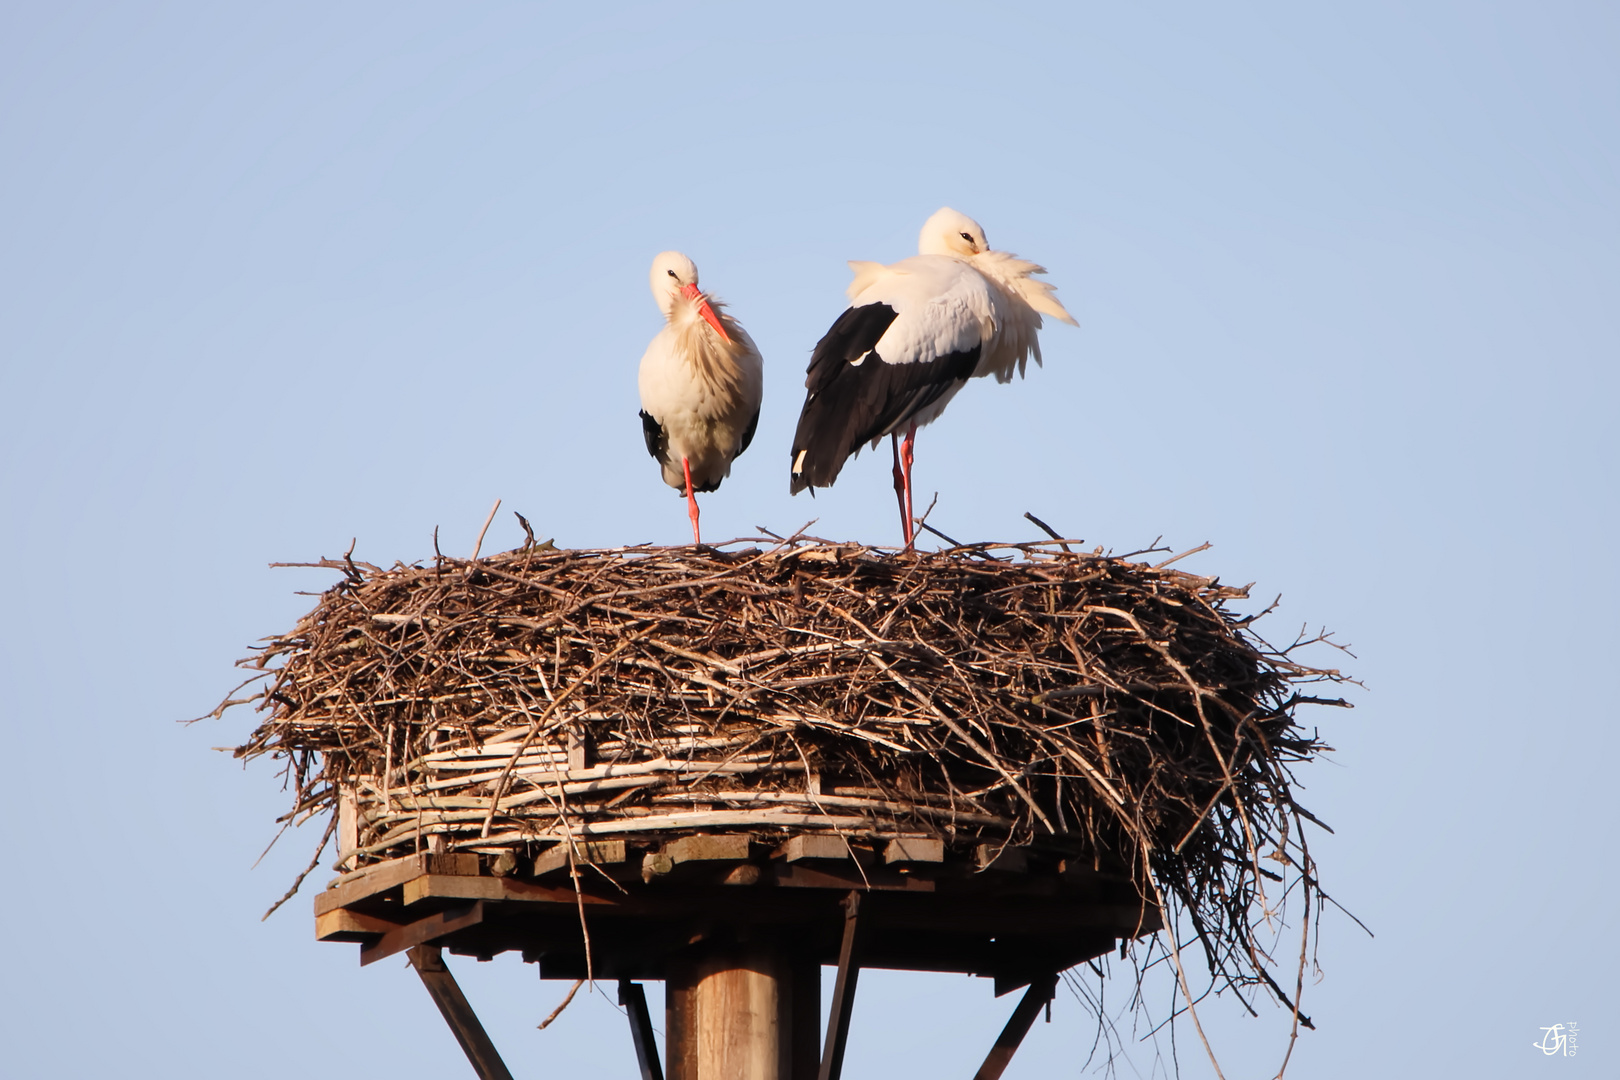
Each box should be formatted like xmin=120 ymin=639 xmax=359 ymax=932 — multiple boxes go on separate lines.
xmin=260 ymin=815 xmax=337 ymax=921
xmin=536 ymin=979 xmax=584 ymax=1029
xmin=1154 ymin=542 xmax=1212 ymax=570
xmin=514 ymin=511 xmax=536 ymax=549
xmin=479 ymin=629 xmax=653 ymax=838
xmin=916 ymin=520 xmax=963 ymax=547
xmin=470 ymin=498 xmax=502 ymax=561
xmin=1023 ymin=511 xmax=1073 ymax=552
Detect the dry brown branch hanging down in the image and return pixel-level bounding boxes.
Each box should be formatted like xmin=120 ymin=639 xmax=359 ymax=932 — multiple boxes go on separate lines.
xmin=206 ymin=530 xmax=1353 ymax=1057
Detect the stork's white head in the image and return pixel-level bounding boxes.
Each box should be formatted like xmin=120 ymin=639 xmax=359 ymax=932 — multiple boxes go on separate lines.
xmin=650 ymin=251 xmax=702 ymax=316
xmin=648 ymin=250 xmax=730 ymax=341
xmin=918 ymin=207 xmax=988 ymax=257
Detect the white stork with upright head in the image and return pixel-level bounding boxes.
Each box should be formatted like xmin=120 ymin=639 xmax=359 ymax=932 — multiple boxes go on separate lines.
xmin=788 ymin=208 xmax=1077 ymax=545
xmin=637 ymin=251 xmax=763 ymax=545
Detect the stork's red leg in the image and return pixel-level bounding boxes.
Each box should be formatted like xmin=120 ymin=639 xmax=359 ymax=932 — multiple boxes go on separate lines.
xmin=891 ymin=433 xmax=911 ymax=546
xmin=901 ymin=423 xmax=918 ymax=548
xmin=682 ymin=457 xmax=701 ymax=546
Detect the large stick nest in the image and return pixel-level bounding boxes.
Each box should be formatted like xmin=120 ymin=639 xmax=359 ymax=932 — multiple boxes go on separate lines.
xmin=212 ymin=533 xmax=1350 ymax=1030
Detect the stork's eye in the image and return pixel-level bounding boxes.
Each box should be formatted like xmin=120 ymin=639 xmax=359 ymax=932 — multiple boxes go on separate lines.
xmin=960 ymin=232 xmax=974 ymax=244
xmin=667 ymin=269 xmax=678 ymax=278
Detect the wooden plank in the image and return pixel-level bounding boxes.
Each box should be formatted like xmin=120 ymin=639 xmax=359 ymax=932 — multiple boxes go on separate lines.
xmin=408 ymin=945 xmax=516 ymax=1080
xmin=775 ymin=862 xmax=933 ymax=893
xmin=316 ymin=855 xmax=425 ymax=916
xmin=567 ymin=728 xmax=594 ymax=772
xmin=429 ymin=852 xmax=482 ymax=876
xmin=325 ymin=853 xmax=406 ymax=894
xmin=361 ymin=901 xmax=485 ymax=967
xmin=971 ymin=974 xmax=1058 ymax=1080
xmin=883 ymin=837 xmax=944 ymax=864
xmin=666 ymin=834 xmax=751 ymax=865
xmin=618 ymin=980 xmax=665 ymax=1080
xmin=315 ymin=852 xmax=480 ymax=915
xmin=404 ymin=874 xmax=503 ymax=906
xmin=779 ymin=835 xmax=860 ymax=862
xmin=850 ymin=897 xmax=1146 ymax=936
xmin=337 ymin=786 xmax=359 ymax=860
xmin=974 ymin=844 xmax=1029 ymax=873
xmin=315 ymin=908 xmax=402 ymax=942
xmin=403 ymin=874 xmax=619 ymax=908
xmin=501 ymin=876 xmax=623 ymax=906
xmin=532 ymin=839 xmax=627 ymax=878
xmin=817 ymin=891 xmax=866 ymax=1080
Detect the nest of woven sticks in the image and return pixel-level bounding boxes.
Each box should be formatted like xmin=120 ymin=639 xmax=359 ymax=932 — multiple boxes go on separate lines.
xmin=212 ymin=532 xmax=1350 ymax=1025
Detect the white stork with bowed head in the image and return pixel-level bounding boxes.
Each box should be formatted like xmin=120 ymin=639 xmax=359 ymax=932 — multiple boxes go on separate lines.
xmin=788 ymin=208 xmax=1077 ymax=545
xmin=637 ymin=251 xmax=763 ymax=545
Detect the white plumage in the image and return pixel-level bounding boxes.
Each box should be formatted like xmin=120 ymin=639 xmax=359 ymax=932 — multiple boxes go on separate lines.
xmin=637 ymin=251 xmax=763 ymax=545
xmin=789 ymin=208 xmax=1077 ymax=543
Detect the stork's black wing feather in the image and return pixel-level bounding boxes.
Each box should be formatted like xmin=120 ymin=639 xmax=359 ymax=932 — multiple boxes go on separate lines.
xmin=802 ymin=303 xmax=899 ymax=397
xmin=737 ymin=405 xmax=760 ymax=457
xmin=789 ymin=303 xmax=978 ymax=494
xmin=638 ymin=409 xmax=663 ymax=458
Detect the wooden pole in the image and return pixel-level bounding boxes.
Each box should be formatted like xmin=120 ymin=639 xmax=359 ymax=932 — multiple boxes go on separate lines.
xmin=666 ymin=939 xmax=817 ymax=1080
xmin=406 ymin=945 xmax=515 ymax=1080
xmin=790 ymin=949 xmax=821 ymax=1080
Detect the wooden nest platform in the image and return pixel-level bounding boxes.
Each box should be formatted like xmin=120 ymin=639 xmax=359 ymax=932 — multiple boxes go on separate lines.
xmin=212 ymin=534 xmax=1349 ymax=1078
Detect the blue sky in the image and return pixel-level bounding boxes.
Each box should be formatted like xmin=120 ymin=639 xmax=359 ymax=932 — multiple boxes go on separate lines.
xmin=2 ymin=3 xmax=1615 ymax=1076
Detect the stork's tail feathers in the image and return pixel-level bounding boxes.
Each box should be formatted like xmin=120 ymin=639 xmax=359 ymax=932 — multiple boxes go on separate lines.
xmin=789 ymin=436 xmax=846 ymax=494
xmin=791 ymin=387 xmax=876 ymax=494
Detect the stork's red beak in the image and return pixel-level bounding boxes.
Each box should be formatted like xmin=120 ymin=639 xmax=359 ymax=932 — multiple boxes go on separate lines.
xmin=681 ymin=282 xmax=731 ymax=343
